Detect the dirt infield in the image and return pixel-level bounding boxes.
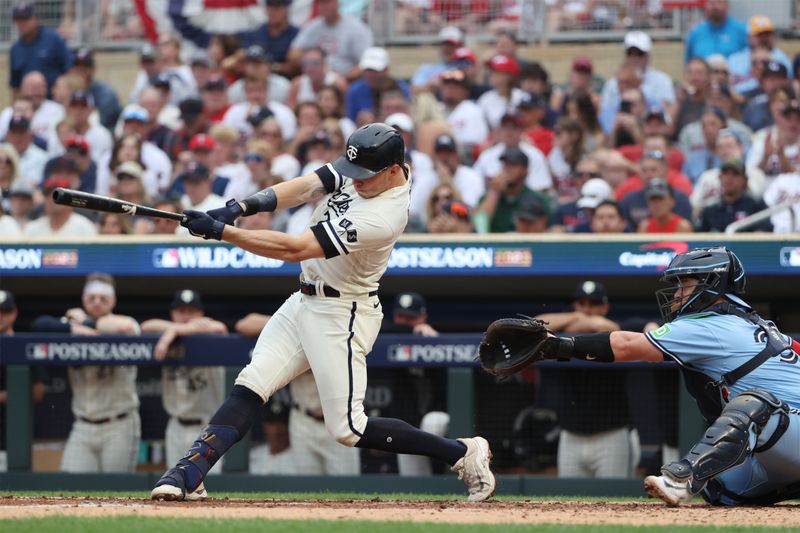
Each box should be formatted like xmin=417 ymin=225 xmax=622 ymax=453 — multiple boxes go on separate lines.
xmin=1 ymin=496 xmax=800 ymax=526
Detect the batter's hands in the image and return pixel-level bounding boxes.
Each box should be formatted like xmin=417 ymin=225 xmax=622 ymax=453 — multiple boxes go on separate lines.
xmin=182 ymin=210 xmax=225 ymax=240
xmin=207 ymin=199 xmax=244 ymax=225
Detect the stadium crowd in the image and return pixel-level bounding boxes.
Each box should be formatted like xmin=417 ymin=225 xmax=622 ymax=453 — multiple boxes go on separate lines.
xmin=2 ymin=0 xmax=799 ymax=238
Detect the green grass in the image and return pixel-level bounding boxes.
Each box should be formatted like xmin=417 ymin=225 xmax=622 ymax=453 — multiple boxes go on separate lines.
xmin=0 ymin=518 xmax=797 ymax=533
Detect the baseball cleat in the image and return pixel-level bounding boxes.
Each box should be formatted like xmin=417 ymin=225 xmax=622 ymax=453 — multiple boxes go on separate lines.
xmin=644 ymin=474 xmax=693 ymax=506
xmin=151 ymin=466 xmax=188 ymax=501
xmin=452 ymin=436 xmax=495 ymax=502
xmin=185 ymin=482 xmax=208 ymax=502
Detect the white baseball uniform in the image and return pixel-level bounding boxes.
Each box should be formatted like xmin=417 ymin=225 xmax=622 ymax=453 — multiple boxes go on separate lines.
xmin=162 ymin=366 xmax=226 ymax=468
xmin=235 ymin=163 xmax=411 ymax=448
xmin=289 ymin=370 xmax=360 ymax=475
xmin=61 ymin=365 xmax=141 ymax=473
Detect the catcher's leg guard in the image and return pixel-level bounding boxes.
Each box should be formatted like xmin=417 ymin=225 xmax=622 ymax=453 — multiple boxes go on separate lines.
xmin=662 ymin=389 xmax=789 ymax=494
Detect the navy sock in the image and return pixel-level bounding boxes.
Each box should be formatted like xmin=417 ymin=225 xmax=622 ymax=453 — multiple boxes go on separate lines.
xmin=169 ymin=385 xmax=263 ymax=490
xmin=355 ymin=417 xmax=468 ymax=466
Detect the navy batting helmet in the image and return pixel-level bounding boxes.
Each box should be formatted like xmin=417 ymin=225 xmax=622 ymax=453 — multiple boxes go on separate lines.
xmin=331 ymin=123 xmax=405 ymax=180
xmin=656 ymin=246 xmax=745 ymax=321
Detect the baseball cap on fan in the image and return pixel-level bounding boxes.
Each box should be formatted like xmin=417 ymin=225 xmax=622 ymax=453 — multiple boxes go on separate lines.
xmin=171 ymin=289 xmax=203 ymax=310
xmin=576 ymin=178 xmax=613 ymax=210
xmin=0 ymin=290 xmax=16 ymax=311
xmin=384 ymin=112 xmax=414 ymax=133
xmin=439 ymin=25 xmax=464 ymax=45
xmin=359 ymin=47 xmax=389 ymax=72
xmin=624 ymin=31 xmax=652 ymax=53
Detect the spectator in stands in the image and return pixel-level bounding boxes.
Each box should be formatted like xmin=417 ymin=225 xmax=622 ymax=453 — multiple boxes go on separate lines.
xmin=188 ymin=50 xmax=213 ymax=97
xmin=637 ymin=179 xmax=694 ymax=233
xmin=474 ymin=112 xmax=552 ymax=194
xmin=287 ymin=47 xmax=348 ymax=110
xmin=411 ymin=25 xmax=464 ymax=92
xmin=150 ymin=196 xmax=182 ymax=235
xmin=142 ymin=290 xmax=229 ymax=477
xmin=254 ymin=117 xmax=301 ymax=183
xmin=552 ymin=173 xmax=614 ymax=233
xmin=427 ymin=196 xmax=474 ymax=234
xmin=609 ymin=88 xmax=646 ymax=148
xmin=518 ymin=62 xmax=554 ymax=114
xmin=56 ymin=135 xmax=97 ymax=194
xmin=4 ymin=114 xmax=47 ymax=187
xmin=535 ymin=281 xmax=637 ymax=479
xmin=566 ymin=89 xmax=604 ymax=154
xmin=171 ymin=98 xmax=208 ymax=160
xmin=431 ymin=133 xmax=484 ymax=208
xmin=384 ymin=113 xmax=437 ymax=226
xmin=600 ymin=32 xmax=675 ymax=135
xmin=69 ymin=48 xmax=121 ymax=130
xmin=112 ymin=162 xmax=150 ymax=214
xmin=119 ymin=107 xmax=173 ymax=194
xmin=9 ymin=2 xmax=72 ymax=95
xmin=61 ymin=90 xmax=113 ymax=168
xmin=288 ymin=0 xmax=374 ymax=81
xmin=318 ymin=85 xmax=356 ymax=138
xmin=227 ymin=45 xmax=290 ymax=106
xmin=747 ymin=97 xmax=800 ymax=176
xmin=7 ymin=182 xmax=35 ymax=231
xmin=742 ymin=62 xmax=791 ymax=133
xmin=3 ymin=96 xmax=48 ymax=152
xmin=616 ymin=134 xmax=694 ymax=199
xmin=597 ymin=149 xmax=634 ymax=191
xmin=590 ymin=200 xmax=628 ymax=234
xmin=291 ymin=102 xmax=327 ymax=161
xmin=202 ymin=75 xmax=233 ymax=125
xmin=518 ymin=93 xmax=554 ymax=156
xmin=108 ymin=132 xmax=159 ymax=198
xmin=0 ymin=143 xmax=22 ymax=205
xmin=678 ymin=98 xmax=752 ymax=162
xmin=138 ymin=87 xmax=179 ymax=151
xmin=551 ymin=57 xmax=601 ymax=116
xmin=155 ymin=33 xmax=197 ymax=106
xmin=241 ymin=0 xmax=300 ymax=79
xmin=620 ymin=151 xmax=692 ymax=228
xmin=513 ymin=194 xmax=550 ymax=234
xmin=697 ymin=159 xmax=771 ymax=232
xmin=347 ymin=47 xmax=410 ymax=125
xmin=478 ymin=55 xmax=525 ymax=130
xmin=98 ymin=212 xmax=132 ymax=235
xmin=728 ymin=15 xmax=793 ymax=94
xmin=207 ymin=125 xmax=253 ymax=199
xmin=642 ymin=105 xmax=672 ymax=139
xmin=24 ymin=164 xmax=96 ymax=237
xmin=127 ymin=44 xmax=161 ymax=105
xmin=475 ymin=147 xmax=552 ymax=233
xmin=763 ymin=166 xmax=800 ymax=233
xmin=0 ymin=72 xmax=64 ymax=142
xmin=691 ymin=130 xmax=765 ymax=217
xmin=223 ymin=75 xmax=296 ymax=140
xmin=52 ymin=73 xmax=86 ymax=113
xmin=243 ymin=140 xmax=276 ymax=190
xmin=439 ymin=69 xmax=489 ymax=151
xmin=31 ymin=273 xmax=140 ymax=473
xmin=682 ymin=107 xmax=727 ymax=184
xmin=422 ymin=182 xmax=465 ymax=234
xmin=684 ymin=0 xmax=747 ymax=62
xmin=177 ymin=161 xmax=224 ymax=215
xmin=548 ymin=117 xmax=585 ymax=192
xmin=671 ymin=58 xmax=712 ymax=137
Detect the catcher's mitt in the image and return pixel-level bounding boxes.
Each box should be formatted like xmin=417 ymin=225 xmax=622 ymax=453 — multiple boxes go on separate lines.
xmin=478 ymin=317 xmax=561 ymax=376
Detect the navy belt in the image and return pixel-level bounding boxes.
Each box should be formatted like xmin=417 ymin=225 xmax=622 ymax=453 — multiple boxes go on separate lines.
xmin=299 ymin=281 xmax=377 ymax=298
xmin=79 ymin=412 xmax=129 ymax=424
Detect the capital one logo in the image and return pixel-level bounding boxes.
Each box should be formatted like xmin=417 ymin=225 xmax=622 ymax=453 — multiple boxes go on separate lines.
xmin=346 ymin=145 xmax=358 ymax=161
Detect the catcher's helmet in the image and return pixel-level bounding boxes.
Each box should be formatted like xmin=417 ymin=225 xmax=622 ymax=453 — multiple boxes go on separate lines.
xmin=656 ymin=246 xmax=745 ymax=321
xmin=331 ymin=122 xmax=405 ymax=180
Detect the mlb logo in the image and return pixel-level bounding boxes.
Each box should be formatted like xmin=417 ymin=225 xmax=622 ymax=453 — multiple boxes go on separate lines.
xmin=26 ymin=343 xmax=49 ymax=360
xmin=153 ymin=248 xmax=180 ymax=268
xmin=388 ymin=345 xmax=411 ymax=362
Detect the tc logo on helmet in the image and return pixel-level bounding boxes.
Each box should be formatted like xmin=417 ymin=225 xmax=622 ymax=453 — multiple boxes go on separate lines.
xmin=346 ymin=145 xmax=358 ymax=161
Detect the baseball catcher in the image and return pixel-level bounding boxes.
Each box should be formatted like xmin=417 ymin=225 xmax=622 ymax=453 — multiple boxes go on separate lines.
xmin=480 ymin=247 xmax=800 ymax=507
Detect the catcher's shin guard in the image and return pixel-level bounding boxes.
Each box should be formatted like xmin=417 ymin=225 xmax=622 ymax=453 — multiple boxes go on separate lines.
xmin=662 ymin=389 xmax=789 ymax=493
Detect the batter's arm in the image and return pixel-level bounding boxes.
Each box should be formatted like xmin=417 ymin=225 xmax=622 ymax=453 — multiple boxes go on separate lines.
xmin=238 ymin=170 xmax=330 ymax=214
xmin=222 ymin=226 xmax=325 ymax=263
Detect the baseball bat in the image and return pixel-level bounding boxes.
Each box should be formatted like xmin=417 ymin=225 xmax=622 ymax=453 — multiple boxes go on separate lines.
xmin=52 ymin=188 xmax=186 ymax=222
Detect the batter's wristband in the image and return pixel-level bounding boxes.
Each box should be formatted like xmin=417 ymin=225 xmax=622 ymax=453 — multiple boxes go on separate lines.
xmin=571 ymin=333 xmax=615 ymax=362
xmin=241 ymin=187 xmax=277 ymax=216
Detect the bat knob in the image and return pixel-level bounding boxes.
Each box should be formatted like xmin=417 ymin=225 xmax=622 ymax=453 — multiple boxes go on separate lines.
xmin=52 ymin=187 xmax=66 ymax=202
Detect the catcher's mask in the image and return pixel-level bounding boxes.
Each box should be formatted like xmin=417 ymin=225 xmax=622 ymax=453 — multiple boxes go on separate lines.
xmin=656 ymin=247 xmax=745 ymax=322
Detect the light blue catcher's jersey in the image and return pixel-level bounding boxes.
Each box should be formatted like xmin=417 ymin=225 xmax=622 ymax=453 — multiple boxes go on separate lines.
xmin=646 ymin=311 xmax=800 ymax=410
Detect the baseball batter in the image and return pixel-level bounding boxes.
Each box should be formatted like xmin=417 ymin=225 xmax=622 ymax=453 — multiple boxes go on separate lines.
xmin=151 ymin=123 xmax=494 ymax=502
xmin=141 ymin=289 xmax=228 ymax=500
xmin=487 ymin=247 xmax=800 ymax=506
xmin=31 ymin=273 xmax=141 ymax=473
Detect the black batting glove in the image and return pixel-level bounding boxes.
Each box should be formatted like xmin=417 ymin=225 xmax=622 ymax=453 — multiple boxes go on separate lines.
xmin=181 ymin=210 xmax=225 ymax=240
xmin=206 ymin=199 xmax=244 ymax=225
